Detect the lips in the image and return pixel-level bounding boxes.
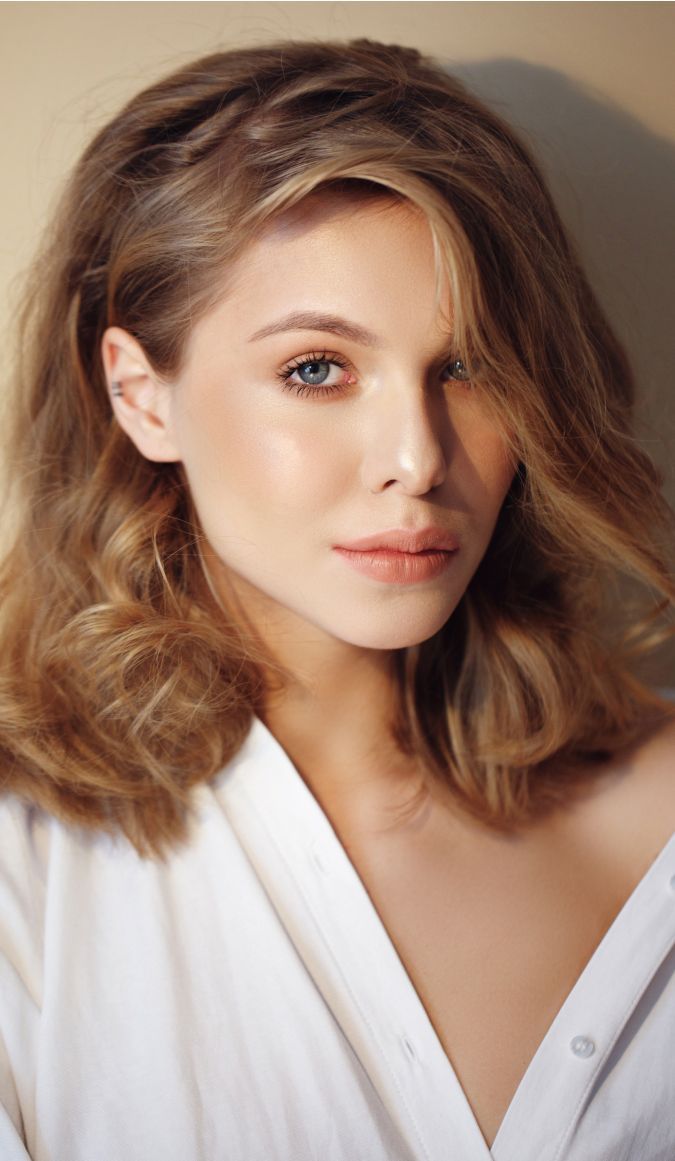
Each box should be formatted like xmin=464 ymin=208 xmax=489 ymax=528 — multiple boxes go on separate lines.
xmin=332 ymin=527 xmax=460 ymax=585
xmin=334 ymin=527 xmax=460 ymax=554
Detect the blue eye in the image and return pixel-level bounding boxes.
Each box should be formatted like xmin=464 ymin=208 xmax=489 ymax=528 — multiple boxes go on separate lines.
xmin=276 ymin=351 xmax=351 ymax=398
xmin=296 ymin=360 xmax=332 ymax=386
xmin=445 ymin=358 xmax=471 ymax=382
xmin=275 ymin=349 xmax=474 ymax=399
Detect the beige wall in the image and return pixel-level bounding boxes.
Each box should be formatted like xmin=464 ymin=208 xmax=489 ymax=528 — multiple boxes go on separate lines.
xmin=1 ymin=1 xmax=674 ymax=504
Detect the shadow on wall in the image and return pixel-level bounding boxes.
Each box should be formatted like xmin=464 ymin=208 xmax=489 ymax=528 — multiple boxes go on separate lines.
xmin=448 ymin=58 xmax=675 ymax=508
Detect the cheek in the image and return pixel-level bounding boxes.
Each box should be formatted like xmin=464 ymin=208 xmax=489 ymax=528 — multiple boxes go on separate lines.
xmin=174 ymin=387 xmax=353 ymax=518
xmin=477 ymin=432 xmax=516 ymax=498
xmin=451 ymin=407 xmax=516 ymax=516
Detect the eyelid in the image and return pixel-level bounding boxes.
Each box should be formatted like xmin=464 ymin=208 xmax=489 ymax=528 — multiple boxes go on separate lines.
xmin=275 ymin=348 xmax=477 ymax=394
xmin=280 ymin=348 xmax=350 ymax=371
xmin=275 ymin=350 xmax=354 ymax=397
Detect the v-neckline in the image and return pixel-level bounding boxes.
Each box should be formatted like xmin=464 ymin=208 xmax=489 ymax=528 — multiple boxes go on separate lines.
xmin=220 ymin=715 xmax=675 ymax=1161
xmin=486 ymin=825 xmax=675 ymax=1156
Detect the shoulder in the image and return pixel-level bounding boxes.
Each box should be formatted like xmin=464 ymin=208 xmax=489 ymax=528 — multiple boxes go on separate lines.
xmin=626 ymin=704 xmax=675 ymax=790
xmin=0 ymin=793 xmax=122 ymax=968
xmin=579 ymin=705 xmax=675 ymax=864
xmin=0 ymin=795 xmax=59 ymax=949
xmin=0 ymin=797 xmax=54 ymax=1031
xmin=0 ymin=793 xmax=51 ymax=884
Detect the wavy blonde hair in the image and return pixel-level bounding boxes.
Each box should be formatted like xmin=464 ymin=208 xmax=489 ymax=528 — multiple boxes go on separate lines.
xmin=1 ymin=38 xmax=673 ymax=857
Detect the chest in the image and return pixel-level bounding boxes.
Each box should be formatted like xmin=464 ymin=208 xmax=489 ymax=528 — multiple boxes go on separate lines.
xmin=333 ymin=801 xmax=653 ymax=1150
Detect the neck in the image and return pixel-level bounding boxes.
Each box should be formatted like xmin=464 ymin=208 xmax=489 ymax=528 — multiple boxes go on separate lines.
xmin=259 ymin=638 xmax=433 ymax=835
xmin=208 ymin=556 xmax=426 ymax=826
xmin=261 ymin=638 xmax=402 ymax=772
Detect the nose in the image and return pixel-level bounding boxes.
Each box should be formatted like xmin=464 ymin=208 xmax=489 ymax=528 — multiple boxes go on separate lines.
xmin=361 ymin=383 xmax=449 ymax=496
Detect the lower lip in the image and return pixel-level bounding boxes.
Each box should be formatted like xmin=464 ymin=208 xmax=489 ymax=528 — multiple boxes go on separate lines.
xmin=333 ymin=547 xmax=457 ymax=584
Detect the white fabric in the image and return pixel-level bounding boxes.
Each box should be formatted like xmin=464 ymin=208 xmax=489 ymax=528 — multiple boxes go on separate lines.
xmin=1 ymin=714 xmax=674 ymax=1161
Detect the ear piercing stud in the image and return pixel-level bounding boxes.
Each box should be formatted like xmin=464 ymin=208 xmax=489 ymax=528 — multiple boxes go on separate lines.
xmin=111 ymin=381 xmax=123 ymax=397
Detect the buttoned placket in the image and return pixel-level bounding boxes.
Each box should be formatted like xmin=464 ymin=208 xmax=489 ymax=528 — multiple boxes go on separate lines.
xmin=220 ymin=717 xmax=675 ymax=1161
xmin=491 ymin=842 xmax=675 ymax=1160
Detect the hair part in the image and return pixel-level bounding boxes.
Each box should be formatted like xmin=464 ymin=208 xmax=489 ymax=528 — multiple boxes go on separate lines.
xmin=1 ymin=37 xmax=673 ymax=857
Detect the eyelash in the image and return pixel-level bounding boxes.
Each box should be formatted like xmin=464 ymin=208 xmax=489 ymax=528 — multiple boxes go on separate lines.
xmin=275 ymin=350 xmax=473 ymax=399
xmin=276 ymin=351 xmax=353 ymax=398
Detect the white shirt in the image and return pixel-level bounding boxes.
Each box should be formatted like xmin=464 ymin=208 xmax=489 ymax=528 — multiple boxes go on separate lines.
xmin=1 ymin=714 xmax=674 ymax=1161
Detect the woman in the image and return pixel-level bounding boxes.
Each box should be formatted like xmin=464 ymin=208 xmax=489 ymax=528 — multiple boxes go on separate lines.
xmin=0 ymin=37 xmax=673 ymax=1161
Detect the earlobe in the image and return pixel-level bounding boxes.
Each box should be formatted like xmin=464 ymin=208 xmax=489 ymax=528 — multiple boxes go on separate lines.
xmin=101 ymin=326 xmax=182 ymax=464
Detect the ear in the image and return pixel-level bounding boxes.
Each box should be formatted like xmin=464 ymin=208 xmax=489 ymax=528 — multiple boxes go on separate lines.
xmin=101 ymin=326 xmax=181 ymax=463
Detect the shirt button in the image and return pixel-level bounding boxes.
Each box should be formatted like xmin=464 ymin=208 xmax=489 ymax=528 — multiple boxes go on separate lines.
xmin=570 ymin=1035 xmax=595 ymax=1058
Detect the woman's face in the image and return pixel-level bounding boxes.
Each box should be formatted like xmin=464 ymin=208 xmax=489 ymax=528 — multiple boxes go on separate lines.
xmin=160 ymin=194 xmax=515 ymax=651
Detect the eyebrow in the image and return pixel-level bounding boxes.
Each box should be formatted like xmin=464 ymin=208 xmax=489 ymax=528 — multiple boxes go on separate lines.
xmin=247 ymin=311 xmax=384 ymax=348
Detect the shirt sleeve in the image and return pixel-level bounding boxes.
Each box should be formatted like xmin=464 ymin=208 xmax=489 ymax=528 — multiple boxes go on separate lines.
xmin=0 ymin=1100 xmax=30 ymax=1156
xmin=0 ymin=1027 xmax=31 ymax=1159
xmin=0 ymin=799 xmax=47 ymax=1161
xmin=0 ymin=1108 xmax=31 ymax=1160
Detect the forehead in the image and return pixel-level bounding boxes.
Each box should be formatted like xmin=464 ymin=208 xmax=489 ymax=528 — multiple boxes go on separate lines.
xmin=182 ymin=189 xmax=456 ymax=368
xmin=227 ymin=191 xmax=449 ymax=318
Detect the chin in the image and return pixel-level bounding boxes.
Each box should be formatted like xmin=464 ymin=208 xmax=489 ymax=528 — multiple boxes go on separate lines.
xmin=333 ymin=607 xmax=455 ymax=651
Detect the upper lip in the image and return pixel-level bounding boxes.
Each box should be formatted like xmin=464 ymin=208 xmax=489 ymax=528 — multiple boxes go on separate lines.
xmin=334 ymin=527 xmax=460 ymax=553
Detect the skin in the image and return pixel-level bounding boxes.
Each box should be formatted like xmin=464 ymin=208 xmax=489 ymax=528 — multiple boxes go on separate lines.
xmin=103 ymin=190 xmax=675 ymax=1147
xmin=102 ymin=192 xmax=516 ymax=813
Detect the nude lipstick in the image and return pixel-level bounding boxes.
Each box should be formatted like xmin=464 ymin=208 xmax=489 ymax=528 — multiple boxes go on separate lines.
xmin=333 ymin=527 xmax=459 ymax=584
